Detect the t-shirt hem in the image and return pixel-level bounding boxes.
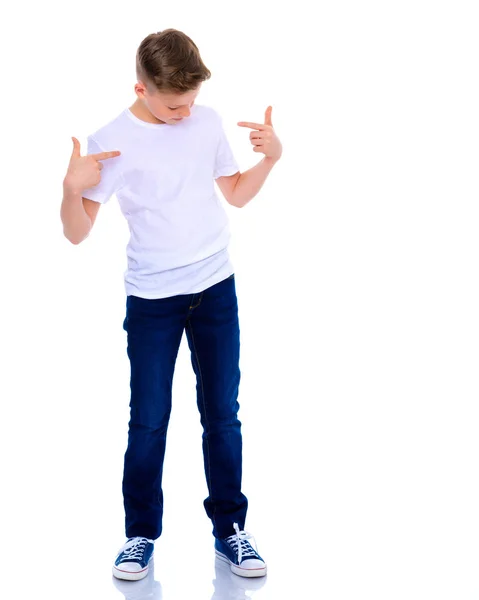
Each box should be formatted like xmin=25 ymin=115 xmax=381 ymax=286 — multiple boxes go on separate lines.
xmin=124 ymin=270 xmax=235 ymax=299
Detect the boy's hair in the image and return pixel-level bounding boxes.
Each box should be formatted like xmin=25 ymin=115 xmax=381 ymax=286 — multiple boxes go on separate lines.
xmin=136 ymin=28 xmax=211 ymax=94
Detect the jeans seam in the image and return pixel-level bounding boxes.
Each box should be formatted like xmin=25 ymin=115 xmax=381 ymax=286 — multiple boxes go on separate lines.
xmin=188 ymin=319 xmax=217 ymax=530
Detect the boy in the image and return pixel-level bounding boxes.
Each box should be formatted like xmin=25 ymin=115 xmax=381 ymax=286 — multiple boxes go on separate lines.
xmin=60 ymin=28 xmax=282 ymax=581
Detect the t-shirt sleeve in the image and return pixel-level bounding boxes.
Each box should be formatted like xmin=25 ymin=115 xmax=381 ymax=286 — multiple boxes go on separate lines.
xmin=81 ymin=135 xmax=123 ymax=204
xmin=214 ymin=114 xmax=240 ymax=179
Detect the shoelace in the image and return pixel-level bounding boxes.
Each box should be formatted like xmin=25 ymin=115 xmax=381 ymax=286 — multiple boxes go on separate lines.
xmin=225 ymin=522 xmax=259 ymax=564
xmin=119 ymin=537 xmax=149 ymax=561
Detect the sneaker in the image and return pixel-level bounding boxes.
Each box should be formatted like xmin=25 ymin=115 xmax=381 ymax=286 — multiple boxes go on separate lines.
xmin=112 ymin=559 xmax=163 ymax=600
xmin=212 ymin=554 xmax=267 ymax=599
xmin=112 ymin=536 xmax=155 ymax=581
xmin=214 ymin=523 xmax=267 ymax=578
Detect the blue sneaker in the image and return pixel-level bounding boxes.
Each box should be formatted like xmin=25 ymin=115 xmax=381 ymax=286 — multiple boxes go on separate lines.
xmin=214 ymin=523 xmax=267 ymax=578
xmin=212 ymin=553 xmax=267 ymax=599
xmin=112 ymin=536 xmax=155 ymax=581
xmin=112 ymin=558 xmax=163 ymax=600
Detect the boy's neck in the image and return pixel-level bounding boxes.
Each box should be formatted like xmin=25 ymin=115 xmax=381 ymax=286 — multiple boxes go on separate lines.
xmin=129 ymin=99 xmax=166 ymax=125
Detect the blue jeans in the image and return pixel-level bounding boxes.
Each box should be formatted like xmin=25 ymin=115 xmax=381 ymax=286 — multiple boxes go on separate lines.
xmin=121 ymin=274 xmax=248 ymax=540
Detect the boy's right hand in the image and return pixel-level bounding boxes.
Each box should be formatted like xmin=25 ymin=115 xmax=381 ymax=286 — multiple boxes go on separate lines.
xmin=63 ymin=137 xmax=121 ymax=193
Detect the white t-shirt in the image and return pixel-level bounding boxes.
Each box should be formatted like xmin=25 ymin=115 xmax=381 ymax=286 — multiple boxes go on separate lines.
xmin=82 ymin=104 xmax=240 ymax=299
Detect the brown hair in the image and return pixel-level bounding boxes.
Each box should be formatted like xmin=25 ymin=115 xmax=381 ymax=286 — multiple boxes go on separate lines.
xmin=136 ymin=28 xmax=211 ymax=94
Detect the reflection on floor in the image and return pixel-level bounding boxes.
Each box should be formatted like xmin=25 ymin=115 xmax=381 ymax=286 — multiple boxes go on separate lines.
xmin=111 ymin=555 xmax=267 ymax=600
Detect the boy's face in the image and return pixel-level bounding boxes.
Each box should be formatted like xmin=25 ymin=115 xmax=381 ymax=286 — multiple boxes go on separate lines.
xmin=135 ymin=80 xmax=201 ymax=125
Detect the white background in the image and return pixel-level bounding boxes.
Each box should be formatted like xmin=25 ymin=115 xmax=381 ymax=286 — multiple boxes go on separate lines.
xmin=1 ymin=1 xmax=479 ymax=599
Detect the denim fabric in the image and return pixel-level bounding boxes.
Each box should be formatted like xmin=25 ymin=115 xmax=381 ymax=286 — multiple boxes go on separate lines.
xmin=121 ymin=273 xmax=248 ymax=540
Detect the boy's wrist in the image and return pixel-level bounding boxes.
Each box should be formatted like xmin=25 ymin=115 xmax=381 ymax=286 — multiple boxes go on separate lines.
xmin=63 ymin=177 xmax=82 ymax=196
xmin=264 ymin=155 xmax=280 ymax=166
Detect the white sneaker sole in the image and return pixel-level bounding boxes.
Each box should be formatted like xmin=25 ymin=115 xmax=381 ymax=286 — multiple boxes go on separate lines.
xmin=215 ymin=550 xmax=267 ymax=578
xmin=112 ymin=556 xmax=152 ymax=581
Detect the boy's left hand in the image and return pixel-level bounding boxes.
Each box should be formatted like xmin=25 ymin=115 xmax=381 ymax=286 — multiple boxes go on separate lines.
xmin=238 ymin=106 xmax=282 ymax=162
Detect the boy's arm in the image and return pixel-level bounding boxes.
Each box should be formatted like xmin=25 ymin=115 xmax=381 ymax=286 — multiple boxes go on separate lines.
xmin=221 ymin=106 xmax=281 ymax=208
xmin=216 ymin=156 xmax=278 ymax=208
xmin=215 ymin=171 xmax=241 ymax=205
xmin=60 ymin=180 xmax=92 ymax=244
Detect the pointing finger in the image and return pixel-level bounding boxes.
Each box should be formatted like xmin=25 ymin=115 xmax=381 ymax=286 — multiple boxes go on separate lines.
xmin=90 ymin=150 xmax=122 ymax=161
xmin=237 ymin=122 xmax=268 ymax=130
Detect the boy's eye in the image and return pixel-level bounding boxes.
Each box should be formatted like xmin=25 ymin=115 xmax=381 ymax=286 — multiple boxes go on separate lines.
xmin=169 ymin=107 xmax=178 ymax=110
